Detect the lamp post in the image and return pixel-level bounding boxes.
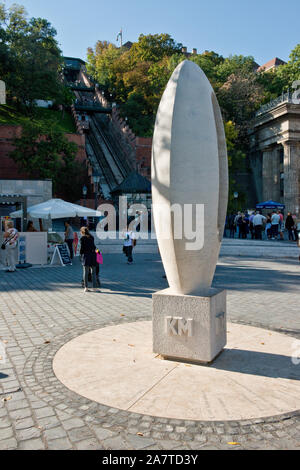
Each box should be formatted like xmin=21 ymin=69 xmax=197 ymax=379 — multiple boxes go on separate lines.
xmin=234 ymin=192 xmax=239 ymax=212
xmin=82 ymin=185 xmax=87 ymax=208
xmin=93 ymin=171 xmax=101 ymax=210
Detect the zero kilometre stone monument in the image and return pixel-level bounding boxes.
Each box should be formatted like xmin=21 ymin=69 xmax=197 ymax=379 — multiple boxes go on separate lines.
xmin=152 ymin=60 xmax=228 ymax=363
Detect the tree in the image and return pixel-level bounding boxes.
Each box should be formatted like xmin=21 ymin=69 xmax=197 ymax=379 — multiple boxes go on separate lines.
xmin=129 ymin=34 xmax=182 ymax=63
xmin=189 ymin=50 xmax=224 ymax=86
xmin=216 ymin=55 xmax=257 ymax=82
xmin=86 ymin=41 xmax=122 ymax=91
xmin=86 ymin=34 xmax=185 ymax=136
xmin=275 ymin=43 xmax=300 ymax=89
xmin=119 ymin=92 xmax=155 ymax=137
xmin=10 ymin=120 xmax=83 ymax=201
xmin=217 ymin=71 xmax=265 ymax=127
xmin=0 ymin=3 xmax=64 ymax=109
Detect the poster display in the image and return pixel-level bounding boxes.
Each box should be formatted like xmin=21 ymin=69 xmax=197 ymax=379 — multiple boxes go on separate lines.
xmin=50 ymin=243 xmax=72 ymax=266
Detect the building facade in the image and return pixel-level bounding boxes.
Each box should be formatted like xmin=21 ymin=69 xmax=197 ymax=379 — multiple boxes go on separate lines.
xmin=249 ymin=93 xmax=300 ymax=216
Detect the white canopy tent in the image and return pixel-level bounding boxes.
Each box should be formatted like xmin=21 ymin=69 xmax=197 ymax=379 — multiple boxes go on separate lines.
xmin=10 ymin=198 xmax=102 ymax=219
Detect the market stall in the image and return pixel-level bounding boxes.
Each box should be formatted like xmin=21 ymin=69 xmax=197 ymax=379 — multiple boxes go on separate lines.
xmin=10 ymin=199 xmax=102 ymax=266
xmin=256 ymin=200 xmax=285 ymax=211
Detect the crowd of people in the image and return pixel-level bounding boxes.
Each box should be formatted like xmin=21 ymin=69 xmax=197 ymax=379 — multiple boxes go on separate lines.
xmin=1 ymin=209 xmax=298 ymax=282
xmin=226 ymin=210 xmax=299 ymax=241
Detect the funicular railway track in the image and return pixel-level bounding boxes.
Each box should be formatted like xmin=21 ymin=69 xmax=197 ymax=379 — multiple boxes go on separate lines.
xmin=75 ymin=89 xmax=131 ymax=193
xmin=93 ymin=114 xmax=133 ymax=176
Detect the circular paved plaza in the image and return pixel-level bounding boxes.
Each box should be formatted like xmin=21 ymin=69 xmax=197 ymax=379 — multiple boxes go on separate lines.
xmin=0 ymin=253 xmax=300 ymax=450
xmin=54 ymin=321 xmax=300 ymax=421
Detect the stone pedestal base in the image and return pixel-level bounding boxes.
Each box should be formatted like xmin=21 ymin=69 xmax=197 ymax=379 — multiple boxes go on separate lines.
xmin=153 ymin=288 xmax=226 ymax=363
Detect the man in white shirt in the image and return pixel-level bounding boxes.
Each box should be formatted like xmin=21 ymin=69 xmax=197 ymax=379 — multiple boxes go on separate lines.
xmin=123 ymin=229 xmax=136 ymax=264
xmin=271 ymin=211 xmax=281 ymax=240
xmin=253 ymin=212 xmax=266 ymax=240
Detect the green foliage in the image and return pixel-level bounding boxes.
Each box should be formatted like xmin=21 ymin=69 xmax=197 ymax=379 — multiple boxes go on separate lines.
xmin=87 ymin=42 xmax=122 ymax=91
xmin=215 ymin=55 xmax=257 ymax=82
xmin=256 ymin=44 xmax=300 ymax=100
xmin=86 ymin=32 xmax=299 ymax=208
xmin=0 ymin=3 xmax=68 ymax=109
xmin=10 ymin=120 xmax=83 ymax=200
xmin=0 ymin=105 xmax=76 ymax=133
xmin=275 ymin=44 xmax=300 ymax=89
xmin=129 ymin=33 xmax=182 ymax=63
xmin=86 ymin=34 xmax=183 ymax=136
xmin=217 ymin=71 xmax=265 ymax=127
xmin=189 ymin=51 xmax=224 ymax=85
xmin=119 ymin=92 xmax=155 ymax=137
xmin=256 ymin=70 xmax=286 ymax=102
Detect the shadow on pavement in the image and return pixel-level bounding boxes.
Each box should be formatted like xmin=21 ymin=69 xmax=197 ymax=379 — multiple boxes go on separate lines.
xmin=0 ymin=254 xmax=299 ymax=296
xmin=208 ymin=347 xmax=300 ymax=381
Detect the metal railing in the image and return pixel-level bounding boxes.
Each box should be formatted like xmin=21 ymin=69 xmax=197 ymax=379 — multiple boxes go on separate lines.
xmin=256 ymin=91 xmax=294 ymax=117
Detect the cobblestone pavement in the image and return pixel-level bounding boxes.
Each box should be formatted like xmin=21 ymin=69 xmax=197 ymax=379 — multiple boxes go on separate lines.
xmin=0 ymin=254 xmax=300 ymax=450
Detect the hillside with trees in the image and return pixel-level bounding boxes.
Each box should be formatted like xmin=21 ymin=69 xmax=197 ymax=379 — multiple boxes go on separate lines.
xmin=87 ymin=34 xmax=299 ymax=209
xmin=0 ymin=2 xmax=85 ymax=201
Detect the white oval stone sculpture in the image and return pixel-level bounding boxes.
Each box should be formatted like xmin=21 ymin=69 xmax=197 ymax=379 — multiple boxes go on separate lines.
xmin=152 ymin=60 xmax=228 ymax=295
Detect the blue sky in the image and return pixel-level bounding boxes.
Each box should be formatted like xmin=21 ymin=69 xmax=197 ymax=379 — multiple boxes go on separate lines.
xmin=3 ymin=0 xmax=300 ymax=65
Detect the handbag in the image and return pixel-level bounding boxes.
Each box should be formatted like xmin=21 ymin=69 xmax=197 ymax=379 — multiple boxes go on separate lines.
xmin=96 ymin=250 xmax=103 ymax=265
xmin=1 ymin=234 xmax=15 ymax=250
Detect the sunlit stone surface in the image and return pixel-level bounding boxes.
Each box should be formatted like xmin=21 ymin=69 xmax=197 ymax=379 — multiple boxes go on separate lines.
xmin=151 ymin=60 xmax=228 ymax=362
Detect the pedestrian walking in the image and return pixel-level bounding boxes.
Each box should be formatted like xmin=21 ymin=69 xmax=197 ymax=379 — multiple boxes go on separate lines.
xmin=292 ymin=214 xmax=298 ymax=241
xmin=2 ymin=221 xmax=19 ymax=272
xmin=253 ymin=211 xmax=266 ymax=240
xmin=228 ymin=213 xmax=236 ymax=238
xmin=271 ymin=211 xmax=281 ymax=240
xmin=239 ymin=214 xmax=248 ymax=239
xmin=265 ymin=213 xmax=272 ymax=239
xmin=285 ymin=212 xmax=295 ymax=241
xmin=82 ymin=250 xmax=102 ymax=288
xmin=277 ymin=211 xmax=284 ymax=240
xmin=80 ymin=227 xmax=99 ymax=293
xmin=123 ymin=228 xmax=136 ymax=264
xmin=234 ymin=212 xmax=242 ymax=238
xmin=249 ymin=212 xmax=255 ymax=240
xmin=64 ymin=221 xmax=74 ymax=260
